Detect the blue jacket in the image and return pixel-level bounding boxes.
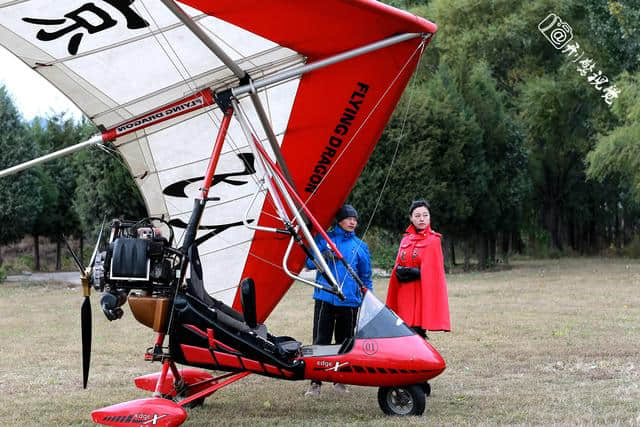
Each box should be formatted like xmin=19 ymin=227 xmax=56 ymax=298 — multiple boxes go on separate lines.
xmin=305 ymin=226 xmax=373 ymax=307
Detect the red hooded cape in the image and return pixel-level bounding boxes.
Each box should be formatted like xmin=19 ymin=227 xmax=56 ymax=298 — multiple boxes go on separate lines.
xmin=386 ymin=225 xmax=450 ymax=331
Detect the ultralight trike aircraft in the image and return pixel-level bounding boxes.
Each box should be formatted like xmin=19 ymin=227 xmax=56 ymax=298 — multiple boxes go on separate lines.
xmin=0 ymin=0 xmax=445 ymax=424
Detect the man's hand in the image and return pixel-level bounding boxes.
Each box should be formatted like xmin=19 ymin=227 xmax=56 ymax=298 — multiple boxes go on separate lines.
xmin=321 ymin=249 xmax=337 ymax=262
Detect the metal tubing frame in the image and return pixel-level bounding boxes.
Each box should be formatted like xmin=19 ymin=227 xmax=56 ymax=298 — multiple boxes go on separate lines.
xmin=0 ymin=29 xmax=426 ymax=180
xmin=231 ymin=100 xmax=291 ymax=225
xmin=233 ymin=32 xmax=426 ymax=97
xmin=0 ymin=134 xmax=103 ymax=178
xmin=200 ymin=107 xmax=233 ymax=200
xmin=232 ymin=101 xmax=340 ymax=290
xmin=178 ymin=371 xmax=251 ymax=407
xmin=250 ymin=137 xmax=344 ymax=258
xmin=282 ymin=231 xmax=333 ymax=291
xmin=242 ymin=180 xmax=284 ymax=234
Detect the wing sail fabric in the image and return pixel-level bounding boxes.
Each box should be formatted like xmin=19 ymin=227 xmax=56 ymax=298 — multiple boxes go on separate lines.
xmin=0 ymin=0 xmax=436 ymax=321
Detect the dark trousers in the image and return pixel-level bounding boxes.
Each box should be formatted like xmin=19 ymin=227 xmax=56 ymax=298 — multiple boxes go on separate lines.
xmin=311 ymin=300 xmax=357 ymax=386
xmin=412 ymin=326 xmax=428 ymax=339
xmin=312 ymin=299 xmax=358 ymax=345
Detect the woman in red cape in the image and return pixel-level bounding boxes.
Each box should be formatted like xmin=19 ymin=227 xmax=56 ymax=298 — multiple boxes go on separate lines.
xmin=386 ymin=200 xmax=450 ymax=337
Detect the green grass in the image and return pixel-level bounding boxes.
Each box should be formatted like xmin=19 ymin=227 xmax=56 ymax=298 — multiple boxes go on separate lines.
xmin=1 ymin=258 xmax=639 ymax=425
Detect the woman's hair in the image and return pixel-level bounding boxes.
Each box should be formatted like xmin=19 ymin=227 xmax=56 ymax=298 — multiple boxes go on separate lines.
xmin=409 ymin=199 xmax=430 ymax=215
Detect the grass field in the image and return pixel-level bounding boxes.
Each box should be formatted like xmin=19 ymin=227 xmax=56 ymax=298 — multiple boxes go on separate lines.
xmin=1 ymin=258 xmax=639 ymax=426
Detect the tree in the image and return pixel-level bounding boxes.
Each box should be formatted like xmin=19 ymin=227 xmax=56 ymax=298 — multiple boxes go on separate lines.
xmin=458 ymin=61 xmax=530 ymax=265
xmin=26 ymin=118 xmax=61 ymax=270
xmin=518 ymin=66 xmax=608 ymax=251
xmin=35 ymin=113 xmax=86 ymax=270
xmin=0 ymin=86 xmax=42 ymax=265
xmin=73 ymin=124 xmax=146 ymax=239
xmin=587 ymin=71 xmax=640 ymax=199
xmin=351 ymin=63 xmax=488 ymax=267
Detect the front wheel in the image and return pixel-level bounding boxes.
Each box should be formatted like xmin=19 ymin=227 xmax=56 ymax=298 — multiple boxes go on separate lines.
xmin=377 ymin=385 xmax=426 ymax=416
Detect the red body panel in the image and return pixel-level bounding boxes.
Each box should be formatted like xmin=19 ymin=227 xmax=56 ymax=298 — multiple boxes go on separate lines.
xmin=92 ymin=398 xmax=187 ymax=427
xmin=301 ymin=336 xmax=445 ymax=387
xmin=179 ymin=334 xmax=445 ymax=387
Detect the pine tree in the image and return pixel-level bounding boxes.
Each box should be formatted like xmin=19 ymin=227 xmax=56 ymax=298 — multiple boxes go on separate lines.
xmin=0 ymin=86 xmax=42 ymax=266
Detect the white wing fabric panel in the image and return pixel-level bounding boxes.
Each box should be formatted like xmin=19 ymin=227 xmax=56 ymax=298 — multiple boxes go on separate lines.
xmin=0 ymin=0 xmax=304 ymax=304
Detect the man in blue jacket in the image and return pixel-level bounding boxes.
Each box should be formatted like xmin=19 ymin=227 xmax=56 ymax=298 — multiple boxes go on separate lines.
xmin=304 ymin=204 xmax=373 ymax=396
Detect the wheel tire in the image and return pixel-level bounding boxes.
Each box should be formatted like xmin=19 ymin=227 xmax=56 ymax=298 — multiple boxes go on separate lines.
xmin=422 ymin=382 xmax=431 ymax=397
xmin=377 ymin=385 xmax=426 ymax=416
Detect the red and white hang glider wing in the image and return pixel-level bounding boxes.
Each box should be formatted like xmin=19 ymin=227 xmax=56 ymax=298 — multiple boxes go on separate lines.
xmin=0 ymin=0 xmax=436 ymax=321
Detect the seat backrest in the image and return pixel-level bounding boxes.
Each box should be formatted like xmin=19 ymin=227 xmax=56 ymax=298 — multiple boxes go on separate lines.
xmin=187 ymin=245 xmax=245 ymax=322
xmin=240 ymin=278 xmax=257 ymax=328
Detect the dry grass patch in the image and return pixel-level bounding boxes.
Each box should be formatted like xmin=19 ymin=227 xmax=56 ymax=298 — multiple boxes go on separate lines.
xmin=1 ymin=258 xmax=639 ymax=425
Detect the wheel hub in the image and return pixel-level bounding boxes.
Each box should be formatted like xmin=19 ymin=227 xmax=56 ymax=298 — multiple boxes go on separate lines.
xmin=387 ymin=388 xmax=414 ymax=415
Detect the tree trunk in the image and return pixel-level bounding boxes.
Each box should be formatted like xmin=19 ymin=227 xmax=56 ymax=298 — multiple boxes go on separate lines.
xmin=34 ymin=235 xmax=41 ymax=271
xmin=489 ymin=233 xmax=497 ymax=266
xmin=450 ymin=238 xmax=456 ymax=266
xmin=442 ymin=237 xmax=451 ymax=274
xmin=56 ymin=240 xmax=62 ymax=271
xmin=0 ymin=246 xmax=3 ymax=267
xmin=477 ymin=234 xmax=488 ymax=270
xmin=615 ymin=202 xmax=621 ymax=249
xmin=463 ymin=239 xmax=471 ymax=271
xmin=544 ymin=204 xmax=563 ymax=251
xmin=501 ymin=232 xmax=511 ymax=264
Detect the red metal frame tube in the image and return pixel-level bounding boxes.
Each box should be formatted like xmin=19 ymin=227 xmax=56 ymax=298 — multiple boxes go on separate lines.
xmin=153 ymin=360 xmax=172 ymax=396
xmin=102 ymin=89 xmax=215 ymax=141
xmin=178 ymin=372 xmax=251 ymax=407
xmin=154 ymin=333 xmax=165 ymax=347
xmin=201 ymin=107 xmax=233 ymax=199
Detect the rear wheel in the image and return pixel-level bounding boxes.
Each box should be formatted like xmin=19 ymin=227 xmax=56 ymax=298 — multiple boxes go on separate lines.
xmin=377 ymin=385 xmax=426 ymax=416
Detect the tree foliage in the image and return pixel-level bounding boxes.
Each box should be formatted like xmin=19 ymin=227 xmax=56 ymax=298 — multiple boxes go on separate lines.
xmin=587 ymin=71 xmax=640 ymax=200
xmin=73 ymin=136 xmax=146 ymax=236
xmin=0 ymin=87 xmax=42 ymax=256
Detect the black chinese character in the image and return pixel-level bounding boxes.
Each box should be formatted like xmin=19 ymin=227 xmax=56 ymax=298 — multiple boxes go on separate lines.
xmin=163 ymin=153 xmax=257 ymax=198
xmin=23 ymin=0 xmax=149 ymax=55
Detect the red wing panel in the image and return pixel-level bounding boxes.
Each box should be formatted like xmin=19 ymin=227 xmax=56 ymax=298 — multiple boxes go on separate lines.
xmin=243 ymin=39 xmax=427 ymax=321
xmin=180 ymin=0 xmax=437 ymax=58
xmin=179 ymin=0 xmax=436 ymax=321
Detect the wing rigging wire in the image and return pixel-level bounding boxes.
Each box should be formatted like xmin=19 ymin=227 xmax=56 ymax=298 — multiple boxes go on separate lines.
xmin=230 ymin=39 xmax=429 ymax=293
xmin=333 ymin=40 xmax=427 ymax=291
xmin=103 ymin=3 xmax=428 ymax=293
xmin=130 ymin=1 xmax=296 ymax=293
xmin=234 ymin=39 xmax=428 ymax=292
xmin=136 ymin=0 xmax=290 ymax=249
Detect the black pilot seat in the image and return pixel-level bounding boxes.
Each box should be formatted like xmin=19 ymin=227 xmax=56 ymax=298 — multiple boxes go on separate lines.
xmin=186 ymin=247 xmax=301 ymax=360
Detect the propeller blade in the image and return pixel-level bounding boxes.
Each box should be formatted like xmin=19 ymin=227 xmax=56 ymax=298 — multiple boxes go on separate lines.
xmin=81 ymin=294 xmax=92 ymax=389
xmin=63 ymin=236 xmax=86 ymax=275
xmin=88 ymin=218 xmax=106 ymax=271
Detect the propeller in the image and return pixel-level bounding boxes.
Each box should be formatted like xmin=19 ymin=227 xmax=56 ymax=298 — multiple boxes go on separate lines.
xmin=64 ymin=219 xmax=105 ymax=389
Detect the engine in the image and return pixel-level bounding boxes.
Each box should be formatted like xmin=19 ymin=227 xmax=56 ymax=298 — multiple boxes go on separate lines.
xmin=92 ymin=218 xmax=181 ymax=322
